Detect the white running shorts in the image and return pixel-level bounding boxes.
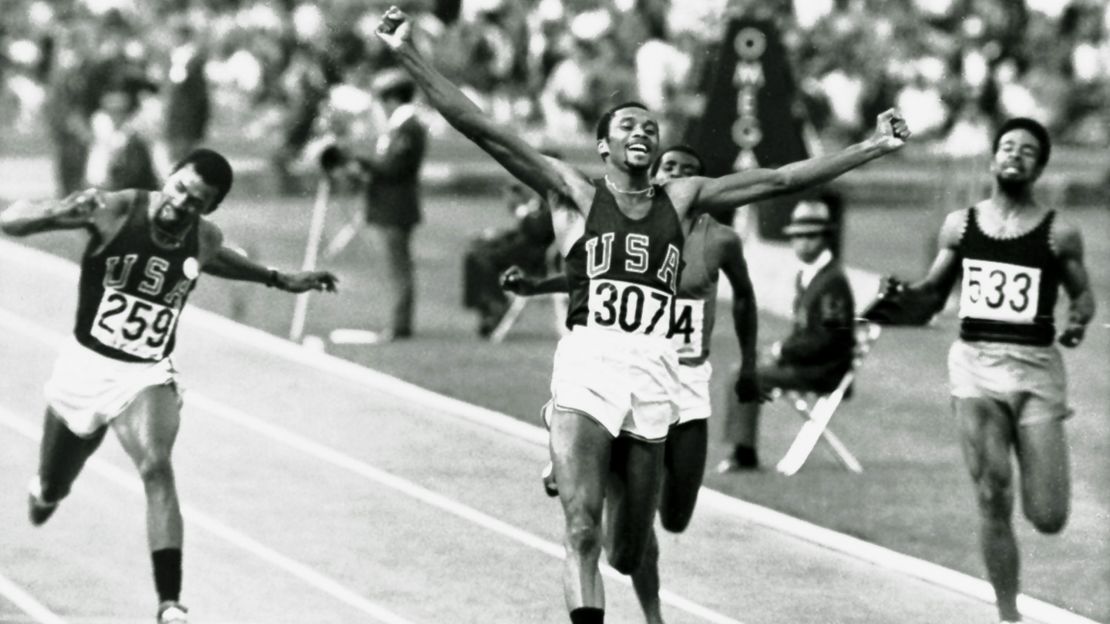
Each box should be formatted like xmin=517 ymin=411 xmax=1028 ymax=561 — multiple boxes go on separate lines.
xmin=44 ymin=339 xmax=180 ymax=437
xmin=673 ymin=360 xmax=713 ymax=426
xmin=545 ymin=326 xmax=680 ymax=442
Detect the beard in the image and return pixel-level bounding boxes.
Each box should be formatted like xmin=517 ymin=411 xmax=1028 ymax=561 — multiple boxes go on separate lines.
xmin=995 ymin=175 xmax=1030 ymax=198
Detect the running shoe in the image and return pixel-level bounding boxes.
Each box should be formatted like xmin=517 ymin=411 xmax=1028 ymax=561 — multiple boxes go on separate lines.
xmin=27 ymin=478 xmax=58 ymax=527
xmin=157 ymin=601 xmax=188 ymax=623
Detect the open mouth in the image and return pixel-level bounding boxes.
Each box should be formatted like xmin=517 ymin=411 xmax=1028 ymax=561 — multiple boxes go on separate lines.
xmin=626 ymin=143 xmax=650 ymax=157
xmin=151 ymin=205 xmax=193 ymax=247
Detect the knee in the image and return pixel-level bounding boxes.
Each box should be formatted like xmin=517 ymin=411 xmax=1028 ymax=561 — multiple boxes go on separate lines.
xmin=974 ymin=470 xmax=1013 ymax=521
xmin=136 ymin=456 xmax=175 ymax=486
xmin=607 ymin=541 xmax=645 ymax=575
xmin=658 ymin=498 xmax=694 ymax=534
xmin=1026 ymin=506 xmax=1068 ymax=535
xmin=564 ymin=512 xmax=603 ymax=559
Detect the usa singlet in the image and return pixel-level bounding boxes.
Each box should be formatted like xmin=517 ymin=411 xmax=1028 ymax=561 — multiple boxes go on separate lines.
xmin=956 ymin=207 xmax=1061 ymax=346
xmin=74 ymin=192 xmax=201 ymax=362
xmin=669 ymin=214 xmax=718 ymax=365
xmin=564 ymin=181 xmax=683 ymax=338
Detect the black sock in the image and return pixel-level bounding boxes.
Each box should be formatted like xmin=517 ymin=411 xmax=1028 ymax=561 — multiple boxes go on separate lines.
xmin=569 ymin=607 xmax=604 ymax=624
xmin=151 ymin=548 xmax=182 ymax=602
xmin=734 ymin=444 xmax=759 ymax=467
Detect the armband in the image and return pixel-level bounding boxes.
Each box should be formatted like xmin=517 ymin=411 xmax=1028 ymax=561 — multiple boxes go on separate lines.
xmin=266 ymin=268 xmax=282 ymax=289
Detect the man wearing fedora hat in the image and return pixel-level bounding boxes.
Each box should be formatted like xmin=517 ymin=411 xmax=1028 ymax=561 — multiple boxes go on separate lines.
xmin=351 ymin=67 xmax=428 ymax=341
xmin=718 ymin=198 xmax=856 ymax=472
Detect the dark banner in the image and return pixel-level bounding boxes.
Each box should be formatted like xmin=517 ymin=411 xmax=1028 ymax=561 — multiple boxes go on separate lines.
xmin=685 ymin=17 xmax=842 ymax=248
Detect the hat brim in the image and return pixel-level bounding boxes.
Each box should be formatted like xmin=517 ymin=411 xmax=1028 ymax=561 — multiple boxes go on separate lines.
xmin=783 ymin=223 xmax=832 ymax=236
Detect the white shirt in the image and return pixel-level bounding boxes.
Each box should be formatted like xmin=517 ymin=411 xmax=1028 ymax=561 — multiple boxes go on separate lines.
xmin=798 ymin=248 xmax=834 ymax=290
xmin=375 ymin=103 xmax=417 ymax=156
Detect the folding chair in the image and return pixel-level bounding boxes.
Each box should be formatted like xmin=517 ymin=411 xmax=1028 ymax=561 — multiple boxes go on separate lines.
xmin=775 ymin=319 xmax=882 ymax=476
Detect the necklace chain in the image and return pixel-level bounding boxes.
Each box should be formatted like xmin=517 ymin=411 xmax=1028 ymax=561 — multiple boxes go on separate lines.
xmin=605 ymin=175 xmax=655 ymax=198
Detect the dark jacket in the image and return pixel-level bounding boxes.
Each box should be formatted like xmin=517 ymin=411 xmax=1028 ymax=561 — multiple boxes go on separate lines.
xmin=163 ymin=45 xmax=210 ymax=144
xmin=360 ymin=108 xmax=427 ymax=229
xmin=780 ymin=261 xmax=855 ymax=373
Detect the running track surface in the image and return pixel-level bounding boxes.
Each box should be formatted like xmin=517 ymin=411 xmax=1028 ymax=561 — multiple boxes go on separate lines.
xmin=0 ymin=240 xmax=1096 ymax=624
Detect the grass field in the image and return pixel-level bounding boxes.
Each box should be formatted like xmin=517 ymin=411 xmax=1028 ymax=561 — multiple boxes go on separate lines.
xmin=6 ymin=165 xmax=1108 ymax=622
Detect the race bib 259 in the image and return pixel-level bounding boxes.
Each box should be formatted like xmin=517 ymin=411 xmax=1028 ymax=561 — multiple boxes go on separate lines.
xmin=89 ymin=288 xmax=180 ymax=360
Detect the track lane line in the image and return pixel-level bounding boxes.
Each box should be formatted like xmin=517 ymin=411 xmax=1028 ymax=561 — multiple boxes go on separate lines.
xmin=0 ymin=307 xmax=744 ymax=624
xmin=0 ymin=572 xmax=66 ymax=624
xmin=0 ymin=407 xmax=416 ymax=624
xmin=0 ymin=239 xmax=1100 ymax=624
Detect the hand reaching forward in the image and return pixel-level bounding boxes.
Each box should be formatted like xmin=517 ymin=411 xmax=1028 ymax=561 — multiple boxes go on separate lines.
xmin=734 ymin=370 xmax=772 ymax=404
xmin=874 ymin=109 xmax=912 ymax=151
xmin=1057 ymin=323 xmax=1086 ymax=348
xmin=279 ymin=271 xmax=340 ymax=294
xmin=375 ymin=6 xmax=412 ymax=51
xmin=499 ymin=266 xmax=537 ymax=296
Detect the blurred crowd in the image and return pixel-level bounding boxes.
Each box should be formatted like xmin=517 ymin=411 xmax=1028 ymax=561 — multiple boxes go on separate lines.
xmin=0 ymin=0 xmax=1107 ymax=193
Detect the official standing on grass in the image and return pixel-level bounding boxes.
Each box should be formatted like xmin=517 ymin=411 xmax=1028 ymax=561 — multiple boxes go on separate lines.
xmin=877 ymin=117 xmax=1094 ymax=624
xmin=353 ymin=67 xmax=428 ymax=342
xmin=0 ymin=148 xmax=338 ymax=624
xmin=374 ymin=7 xmax=909 ymax=622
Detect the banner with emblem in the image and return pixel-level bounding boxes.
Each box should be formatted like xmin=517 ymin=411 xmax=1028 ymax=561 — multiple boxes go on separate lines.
xmin=685 ymin=16 xmax=842 ymax=249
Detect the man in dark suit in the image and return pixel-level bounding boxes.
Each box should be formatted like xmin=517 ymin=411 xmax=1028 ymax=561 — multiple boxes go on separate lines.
xmin=718 ymin=199 xmax=856 ymax=471
xmin=162 ymin=18 xmax=210 ymax=165
xmin=356 ymin=68 xmax=427 ymax=341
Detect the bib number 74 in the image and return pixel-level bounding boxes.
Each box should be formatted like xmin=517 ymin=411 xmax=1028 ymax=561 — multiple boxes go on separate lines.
xmin=587 ymin=279 xmax=672 ymax=338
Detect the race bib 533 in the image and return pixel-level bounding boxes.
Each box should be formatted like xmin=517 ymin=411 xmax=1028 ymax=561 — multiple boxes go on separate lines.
xmin=959 ymin=258 xmax=1040 ymax=323
xmin=669 ymin=299 xmax=705 ymax=358
xmin=586 ymin=279 xmax=672 ymax=339
xmin=89 ymin=288 xmax=180 ymax=360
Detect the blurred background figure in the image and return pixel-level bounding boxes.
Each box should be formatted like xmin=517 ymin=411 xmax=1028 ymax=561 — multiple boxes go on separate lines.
xmin=85 ymin=73 xmax=159 ymax=191
xmin=160 ymin=16 xmax=210 ymax=167
xmin=718 ymin=199 xmax=855 ymax=472
xmin=41 ymin=21 xmax=96 ymax=197
xmin=462 ymin=181 xmax=554 ymax=337
xmin=354 ymin=67 xmax=428 ymax=343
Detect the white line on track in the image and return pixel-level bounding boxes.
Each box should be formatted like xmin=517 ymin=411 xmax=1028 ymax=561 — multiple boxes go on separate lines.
xmin=0 ymin=239 xmax=1100 ymax=624
xmin=0 ymin=407 xmax=415 ymax=624
xmin=0 ymin=308 xmax=744 ymax=624
xmin=0 ymin=571 xmax=66 ymax=624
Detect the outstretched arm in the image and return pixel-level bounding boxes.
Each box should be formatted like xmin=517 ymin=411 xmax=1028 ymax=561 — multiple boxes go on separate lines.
xmin=201 ymin=228 xmax=338 ymax=293
xmin=0 ymin=189 xmax=109 ymax=236
xmin=682 ymin=110 xmax=911 ymax=215
xmin=1055 ymin=224 xmax=1095 ymax=348
xmin=375 ymin=8 xmax=581 ymax=204
xmin=500 ymin=265 xmax=567 ymax=296
xmin=893 ymin=210 xmax=964 ymax=316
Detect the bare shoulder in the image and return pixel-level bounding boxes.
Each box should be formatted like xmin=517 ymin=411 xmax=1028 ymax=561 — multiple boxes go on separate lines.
xmin=1051 ymin=215 xmax=1085 ymax=258
xmin=88 ymin=189 xmax=140 ymax=233
xmin=95 ymin=189 xmax=140 ymax=221
xmin=196 ymin=219 xmax=225 ymax=264
xmin=706 ymin=217 xmax=742 ymax=252
xmin=937 ymin=208 xmax=969 ymax=248
xmin=661 ymin=176 xmax=702 ymax=216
